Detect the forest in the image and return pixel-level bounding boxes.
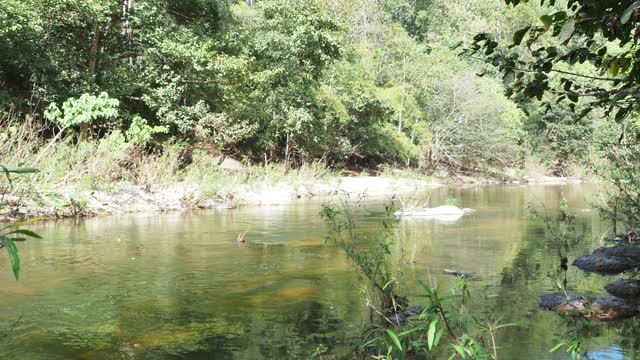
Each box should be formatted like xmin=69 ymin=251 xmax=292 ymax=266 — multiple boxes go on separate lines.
xmin=3 ymin=0 xmax=640 ymax=359
xmin=2 ymin=0 xmax=629 ymax=181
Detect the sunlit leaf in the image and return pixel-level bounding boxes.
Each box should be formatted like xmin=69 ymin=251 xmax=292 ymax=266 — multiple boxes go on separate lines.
xmin=558 ymin=18 xmax=575 ymax=44
xmin=427 ymin=319 xmax=437 ymax=350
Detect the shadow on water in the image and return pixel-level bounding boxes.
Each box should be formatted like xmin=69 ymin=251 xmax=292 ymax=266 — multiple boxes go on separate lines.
xmin=2 ymin=184 xmax=640 ymax=359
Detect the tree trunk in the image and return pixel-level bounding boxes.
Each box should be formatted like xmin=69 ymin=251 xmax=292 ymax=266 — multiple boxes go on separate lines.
xmin=84 ymin=22 xmax=101 ymax=140
xmin=123 ymin=0 xmax=134 ymax=66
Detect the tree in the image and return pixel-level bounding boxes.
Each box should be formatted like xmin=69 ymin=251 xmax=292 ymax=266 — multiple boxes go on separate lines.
xmin=469 ymin=0 xmax=640 ymax=122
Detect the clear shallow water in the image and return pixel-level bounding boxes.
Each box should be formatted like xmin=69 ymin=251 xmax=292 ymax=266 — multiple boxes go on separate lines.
xmin=1 ymin=184 xmax=640 ymax=359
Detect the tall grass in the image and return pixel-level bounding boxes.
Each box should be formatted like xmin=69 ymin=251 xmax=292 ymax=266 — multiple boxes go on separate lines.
xmin=0 ymin=114 xmax=334 ymax=208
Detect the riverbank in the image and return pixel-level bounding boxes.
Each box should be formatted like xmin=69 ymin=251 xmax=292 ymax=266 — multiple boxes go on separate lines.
xmin=0 ymin=175 xmax=444 ymax=221
xmin=0 ymin=167 xmax=593 ymax=222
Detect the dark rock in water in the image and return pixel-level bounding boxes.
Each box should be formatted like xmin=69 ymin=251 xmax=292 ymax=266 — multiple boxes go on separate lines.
xmin=385 ymin=305 xmax=426 ymax=326
xmin=387 ymin=312 xmax=407 ymax=327
xmin=405 ymin=305 xmax=425 ymax=317
xmin=572 ymin=254 xmax=640 ymax=275
xmin=443 ymin=269 xmax=476 ymax=279
xmin=594 ymin=245 xmax=640 ymax=259
xmin=605 ymin=279 xmax=640 ymax=299
xmin=539 ymin=291 xmax=638 ymax=321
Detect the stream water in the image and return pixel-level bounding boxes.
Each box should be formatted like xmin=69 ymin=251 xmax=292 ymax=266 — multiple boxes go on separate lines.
xmin=2 ymin=184 xmax=640 ymax=359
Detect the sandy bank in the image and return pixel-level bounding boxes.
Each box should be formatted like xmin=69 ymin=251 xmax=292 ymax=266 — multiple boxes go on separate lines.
xmin=1 ymin=176 xmax=442 ymax=221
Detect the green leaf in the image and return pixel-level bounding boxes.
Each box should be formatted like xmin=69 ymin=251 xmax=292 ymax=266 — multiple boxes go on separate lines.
xmin=494 ymin=323 xmax=518 ymax=330
xmin=434 ymin=329 xmax=444 ymax=347
xmin=609 ymin=61 xmax=620 ymax=76
xmin=385 ymin=329 xmax=402 ymax=352
xmin=540 ymin=15 xmax=553 ymax=29
xmin=549 ymin=342 xmax=565 ymax=353
xmin=452 ymin=344 xmax=467 ymax=358
xmin=512 ymin=25 xmax=531 ymax=46
xmin=5 ymin=239 xmax=20 ymax=280
xmin=4 ymin=229 xmax=42 ymax=239
xmin=559 ymin=18 xmax=575 ymax=44
xmin=427 ymin=320 xmax=438 ymax=350
xmin=6 ymin=167 xmax=39 ymax=174
xmin=621 ymin=1 xmax=640 ymax=24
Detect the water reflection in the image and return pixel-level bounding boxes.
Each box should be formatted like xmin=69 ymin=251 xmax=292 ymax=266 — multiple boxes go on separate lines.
xmin=1 ymin=184 xmax=639 ymax=359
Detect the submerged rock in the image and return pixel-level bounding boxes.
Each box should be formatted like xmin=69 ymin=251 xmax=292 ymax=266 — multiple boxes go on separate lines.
xmin=605 ymin=279 xmax=640 ymax=299
xmin=539 ymin=291 xmax=638 ymax=321
xmin=572 ymin=254 xmax=640 ymax=275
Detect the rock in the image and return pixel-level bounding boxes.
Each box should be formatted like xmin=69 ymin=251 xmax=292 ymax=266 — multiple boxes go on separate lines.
xmin=387 ymin=312 xmax=407 ymax=327
xmin=404 ymin=305 xmax=425 ymax=317
xmin=539 ymin=291 xmax=638 ymax=321
xmin=572 ymin=254 xmax=640 ymax=275
xmin=444 ymin=269 xmax=476 ymax=279
xmin=385 ymin=305 xmax=425 ymax=326
xmin=594 ymin=245 xmax=640 ymax=260
xmin=394 ymin=206 xmax=474 ymax=222
xmin=218 ymin=157 xmax=244 ymax=172
xmin=605 ymin=279 xmax=640 ymax=299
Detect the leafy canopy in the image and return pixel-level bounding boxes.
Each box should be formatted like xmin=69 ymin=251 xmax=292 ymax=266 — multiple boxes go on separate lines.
xmin=469 ymin=0 xmax=640 ymax=121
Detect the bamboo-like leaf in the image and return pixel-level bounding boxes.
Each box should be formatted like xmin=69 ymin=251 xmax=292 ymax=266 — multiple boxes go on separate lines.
xmin=5 ymin=239 xmax=20 ymax=280
xmin=385 ymin=329 xmax=402 ymax=352
xmin=494 ymin=323 xmax=518 ymax=330
xmin=549 ymin=342 xmax=565 ymax=352
xmin=427 ymin=320 xmax=438 ymax=350
xmin=5 ymin=167 xmax=39 ymax=174
xmin=452 ymin=344 xmax=467 ymax=358
xmin=4 ymin=229 xmax=42 ymax=239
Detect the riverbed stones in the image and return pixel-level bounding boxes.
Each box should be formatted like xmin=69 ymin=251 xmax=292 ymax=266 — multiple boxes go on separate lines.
xmin=605 ymin=279 xmax=640 ymax=299
xmin=539 ymin=291 xmax=638 ymax=321
xmin=572 ymin=254 xmax=640 ymax=275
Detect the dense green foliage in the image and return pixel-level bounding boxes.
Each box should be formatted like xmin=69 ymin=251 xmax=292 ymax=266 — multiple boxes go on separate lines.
xmin=1 ymin=0 xmax=606 ymax=175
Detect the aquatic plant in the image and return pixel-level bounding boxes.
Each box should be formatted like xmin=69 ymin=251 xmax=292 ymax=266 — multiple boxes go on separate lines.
xmin=530 ymin=196 xmax=594 ymax=359
xmin=321 ymin=195 xmax=515 ymax=359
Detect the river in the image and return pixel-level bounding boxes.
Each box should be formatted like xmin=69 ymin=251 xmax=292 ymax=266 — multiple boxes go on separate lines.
xmin=1 ymin=184 xmax=639 ymax=359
